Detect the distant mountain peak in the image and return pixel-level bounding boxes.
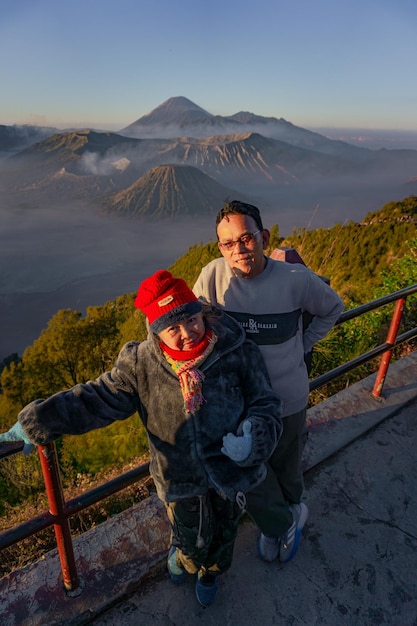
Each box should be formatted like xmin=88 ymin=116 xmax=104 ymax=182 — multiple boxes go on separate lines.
xmin=122 ymin=96 xmax=212 ymax=132
xmin=118 ymin=97 xmax=350 ymax=153
xmin=152 ymin=96 xmax=210 ymax=116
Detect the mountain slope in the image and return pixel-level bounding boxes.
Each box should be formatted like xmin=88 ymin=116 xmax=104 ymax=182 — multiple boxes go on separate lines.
xmin=0 ymin=129 xmax=356 ymax=194
xmin=0 ymin=130 xmax=144 ymax=192
xmin=2 ymin=126 xmax=417 ymax=218
xmin=2 ymin=103 xmax=417 ymax=224
xmin=0 ymin=124 xmax=59 ymax=157
xmin=141 ymin=132 xmax=349 ymax=185
xmin=119 ymin=96 xmax=364 ymax=157
xmin=123 ymin=96 xmax=212 ymax=129
xmin=103 ymin=164 xmax=244 ymax=218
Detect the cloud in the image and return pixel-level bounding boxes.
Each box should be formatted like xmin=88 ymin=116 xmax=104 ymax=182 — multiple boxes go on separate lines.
xmin=79 ymin=152 xmax=110 ymax=175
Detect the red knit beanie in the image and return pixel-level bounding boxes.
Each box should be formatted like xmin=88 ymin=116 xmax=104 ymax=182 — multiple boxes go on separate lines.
xmin=134 ymin=270 xmax=202 ymax=334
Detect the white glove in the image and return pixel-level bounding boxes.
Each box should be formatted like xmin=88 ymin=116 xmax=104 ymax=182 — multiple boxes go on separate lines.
xmin=0 ymin=421 xmax=35 ymax=455
xmin=221 ymin=420 xmax=252 ymax=462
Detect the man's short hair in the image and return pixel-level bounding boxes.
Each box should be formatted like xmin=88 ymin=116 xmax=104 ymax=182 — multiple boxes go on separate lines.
xmin=215 ymin=200 xmax=264 ymax=234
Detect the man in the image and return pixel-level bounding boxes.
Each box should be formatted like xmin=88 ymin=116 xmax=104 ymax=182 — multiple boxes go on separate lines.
xmin=193 ymin=200 xmax=344 ymax=563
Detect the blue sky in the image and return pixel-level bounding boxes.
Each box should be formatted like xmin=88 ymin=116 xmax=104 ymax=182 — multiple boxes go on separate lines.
xmin=1 ymin=0 xmax=417 ymax=132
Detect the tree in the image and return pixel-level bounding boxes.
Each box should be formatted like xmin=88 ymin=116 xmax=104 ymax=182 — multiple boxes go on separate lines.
xmin=266 ymin=224 xmax=281 ymax=252
xmin=169 ymin=242 xmax=221 ymax=285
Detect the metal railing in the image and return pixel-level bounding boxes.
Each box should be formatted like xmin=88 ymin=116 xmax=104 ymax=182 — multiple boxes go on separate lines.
xmin=1 ymin=283 xmax=417 ymax=593
xmin=309 ymin=284 xmax=417 ymax=391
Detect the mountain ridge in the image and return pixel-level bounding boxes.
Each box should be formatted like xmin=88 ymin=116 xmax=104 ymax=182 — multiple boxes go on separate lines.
xmin=1 ymin=96 xmax=417 ymax=225
xmin=2 ymin=98 xmax=417 ymax=363
xmin=119 ymin=96 xmax=360 ymax=156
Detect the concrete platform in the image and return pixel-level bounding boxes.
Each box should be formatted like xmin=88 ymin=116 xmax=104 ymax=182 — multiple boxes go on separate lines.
xmin=1 ymin=352 xmax=417 ymax=625
xmin=91 ymin=395 xmax=417 ymax=625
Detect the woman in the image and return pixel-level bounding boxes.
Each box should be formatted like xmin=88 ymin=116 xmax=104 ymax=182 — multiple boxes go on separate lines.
xmin=0 ymin=270 xmax=282 ymax=608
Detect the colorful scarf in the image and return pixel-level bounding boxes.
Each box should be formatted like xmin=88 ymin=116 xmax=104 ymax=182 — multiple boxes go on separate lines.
xmin=161 ymin=329 xmax=217 ymax=414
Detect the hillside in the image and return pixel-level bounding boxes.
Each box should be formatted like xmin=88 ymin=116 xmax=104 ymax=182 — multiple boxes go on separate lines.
xmin=0 ymin=128 xmax=370 ymax=194
xmin=280 ymin=196 xmax=417 ymax=302
xmin=168 ymin=196 xmax=417 ymax=304
xmin=1 ymin=130 xmax=142 ymax=192
xmin=102 ymin=164 xmax=246 ymax=218
xmin=0 ymin=124 xmax=58 ymax=156
xmin=361 ymin=195 xmax=417 ymax=223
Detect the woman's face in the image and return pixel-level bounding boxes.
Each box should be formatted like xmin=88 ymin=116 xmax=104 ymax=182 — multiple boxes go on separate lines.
xmin=158 ymin=312 xmax=206 ymax=351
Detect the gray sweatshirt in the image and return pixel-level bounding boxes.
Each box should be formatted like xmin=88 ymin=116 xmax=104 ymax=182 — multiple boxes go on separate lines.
xmin=193 ymin=257 xmax=344 ymax=417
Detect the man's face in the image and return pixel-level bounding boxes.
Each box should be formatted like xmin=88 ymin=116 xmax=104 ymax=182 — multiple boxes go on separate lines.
xmin=217 ymin=213 xmax=270 ymax=279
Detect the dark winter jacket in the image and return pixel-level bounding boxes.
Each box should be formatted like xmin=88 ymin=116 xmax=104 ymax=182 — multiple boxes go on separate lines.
xmin=18 ymin=313 xmax=282 ymax=505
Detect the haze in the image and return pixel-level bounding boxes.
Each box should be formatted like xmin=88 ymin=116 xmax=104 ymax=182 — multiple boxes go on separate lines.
xmin=0 ymin=197 xmax=219 ymax=359
xmin=0 ymin=165 xmax=406 ymax=361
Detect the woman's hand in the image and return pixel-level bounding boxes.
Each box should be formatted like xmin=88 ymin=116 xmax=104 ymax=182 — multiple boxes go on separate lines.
xmin=221 ymin=420 xmax=252 ymax=462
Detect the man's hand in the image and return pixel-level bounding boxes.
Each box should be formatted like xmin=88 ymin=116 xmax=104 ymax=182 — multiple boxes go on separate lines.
xmin=0 ymin=422 xmax=35 ymax=455
xmin=221 ymin=420 xmax=252 ymax=462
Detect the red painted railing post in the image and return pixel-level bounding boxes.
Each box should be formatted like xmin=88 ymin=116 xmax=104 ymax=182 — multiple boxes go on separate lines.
xmin=372 ymin=298 xmax=405 ymax=397
xmin=38 ymin=442 xmax=80 ymax=592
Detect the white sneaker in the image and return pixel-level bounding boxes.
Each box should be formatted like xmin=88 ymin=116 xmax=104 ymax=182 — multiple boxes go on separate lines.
xmin=279 ymin=503 xmax=309 ymax=563
xmin=258 ymin=534 xmax=280 ymax=562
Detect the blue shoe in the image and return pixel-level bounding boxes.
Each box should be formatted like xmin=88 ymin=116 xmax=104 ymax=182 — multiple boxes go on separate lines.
xmin=279 ymin=503 xmax=309 ymax=563
xmin=195 ymin=571 xmax=219 ymax=607
xmin=167 ymin=546 xmax=188 ymax=584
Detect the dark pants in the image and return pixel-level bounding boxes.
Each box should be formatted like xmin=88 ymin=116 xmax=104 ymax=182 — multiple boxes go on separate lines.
xmin=245 ymin=407 xmax=307 ymax=537
xmin=165 ymin=491 xmax=242 ymax=576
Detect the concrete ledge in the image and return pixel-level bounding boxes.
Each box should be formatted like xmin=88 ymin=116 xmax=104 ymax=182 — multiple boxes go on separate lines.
xmin=1 ymin=351 xmax=417 ymax=625
xmin=303 ymin=350 xmax=417 ymax=470
xmin=0 ymin=496 xmax=171 ymax=626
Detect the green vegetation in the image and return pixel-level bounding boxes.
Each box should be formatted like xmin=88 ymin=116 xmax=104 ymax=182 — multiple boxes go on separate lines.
xmin=1 ymin=196 xmax=417 ymax=553
xmin=280 ymin=196 xmax=417 ymax=305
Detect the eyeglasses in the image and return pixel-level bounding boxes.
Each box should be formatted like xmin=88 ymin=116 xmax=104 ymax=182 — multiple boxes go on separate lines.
xmin=218 ymin=230 xmax=261 ymax=252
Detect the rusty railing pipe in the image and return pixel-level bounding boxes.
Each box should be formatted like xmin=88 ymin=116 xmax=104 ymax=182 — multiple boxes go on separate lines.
xmin=38 ymin=443 xmax=79 ymax=591
xmin=372 ymin=298 xmax=405 ymax=397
